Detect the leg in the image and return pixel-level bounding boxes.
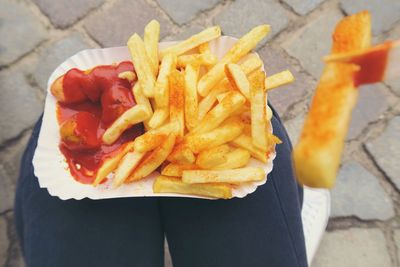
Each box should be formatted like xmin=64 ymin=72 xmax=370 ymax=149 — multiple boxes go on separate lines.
xmin=160 ymin=113 xmax=307 ymax=267
xmin=15 ymin=117 xmax=164 ymax=267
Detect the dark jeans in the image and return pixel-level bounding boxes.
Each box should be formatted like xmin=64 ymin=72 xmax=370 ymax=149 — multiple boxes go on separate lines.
xmin=15 ymin=108 xmax=307 ymax=267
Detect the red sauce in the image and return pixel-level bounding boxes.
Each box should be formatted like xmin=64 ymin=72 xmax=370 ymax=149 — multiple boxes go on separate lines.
xmin=56 ymin=61 xmax=144 ymax=184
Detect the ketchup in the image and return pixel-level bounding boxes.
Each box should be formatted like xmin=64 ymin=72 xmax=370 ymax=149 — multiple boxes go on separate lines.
xmin=56 ymin=61 xmax=143 ymax=184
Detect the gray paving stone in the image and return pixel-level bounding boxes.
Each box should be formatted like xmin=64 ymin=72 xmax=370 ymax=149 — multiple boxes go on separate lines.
xmin=385 ymin=25 xmax=400 ymax=96
xmin=259 ymin=46 xmax=315 ymax=116
xmin=163 ymin=25 xmax=204 ymax=41
xmin=284 ymin=114 xmax=305 ymax=144
xmin=282 ymin=0 xmax=325 ymax=15
xmin=214 ymin=0 xmax=289 ymax=45
xmin=348 ymin=84 xmax=389 ymax=140
xmin=0 ymin=0 xmax=47 ymax=67
xmin=85 ymin=0 xmax=173 ymax=47
xmin=33 ymin=0 xmax=105 ymax=28
xmin=33 ymin=32 xmax=91 ymax=90
xmin=395 ymin=230 xmax=400 ymax=262
xmin=0 ymin=165 xmax=15 ymax=213
xmin=366 ymin=116 xmax=400 ymax=190
xmin=313 ymin=228 xmax=391 ymax=267
xmin=331 ymin=162 xmax=394 ymax=220
xmin=341 ymin=0 xmax=400 ymax=35
xmin=157 ymin=0 xmax=220 ymax=25
xmin=0 ymin=216 xmax=8 ymax=267
xmin=0 ymin=71 xmax=42 ymax=145
xmin=283 ymin=9 xmax=343 ymax=78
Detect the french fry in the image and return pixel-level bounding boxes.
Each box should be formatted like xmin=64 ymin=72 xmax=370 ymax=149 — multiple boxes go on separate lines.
xmin=133 ymin=122 xmax=177 ymax=152
xmin=93 ymin=142 xmax=135 ymax=186
xmin=265 ymin=70 xmax=294 ymax=91
xmin=184 ymin=64 xmax=199 ymax=130
xmin=190 ymin=91 xmax=246 ymax=135
xmin=102 ymin=105 xmax=151 ymax=145
xmin=113 ymin=150 xmax=145 ymax=188
xmin=198 ymin=42 xmax=212 ymax=54
xmin=169 ymin=69 xmax=185 ymax=137
xmin=118 ymin=71 xmax=137 ymax=82
xmin=127 ymin=34 xmax=156 ymax=97
xmin=225 ymin=63 xmax=251 ymax=99
xmin=182 ymin=167 xmax=265 ymax=184
xmin=160 ymin=26 xmax=221 ymax=59
xmin=148 ymin=109 xmax=169 ymax=129
xmin=196 ymin=145 xmax=230 ymax=169
xmin=197 ymin=25 xmax=270 ymax=96
xmin=132 ymin=83 xmax=153 ymax=130
xmin=186 ymin=117 xmax=244 ymax=153
xmin=144 ymin=20 xmax=160 ymax=75
xmin=211 ymin=148 xmax=250 ymax=170
xmin=266 ymin=104 xmax=273 ymax=121
xmin=154 ymin=175 xmax=232 ymax=199
xmin=216 ymin=91 xmax=230 ymax=103
xmin=161 ymin=163 xmax=199 ymax=177
xmin=177 ymin=53 xmax=217 ymax=68
xmin=154 ymin=54 xmax=177 ymax=108
xmin=230 ymin=133 xmax=267 ymax=163
xmin=167 ymin=144 xmax=196 ymax=164
xmin=249 ymin=70 xmax=267 ymax=150
xmin=127 ymin=133 xmax=176 ymax=182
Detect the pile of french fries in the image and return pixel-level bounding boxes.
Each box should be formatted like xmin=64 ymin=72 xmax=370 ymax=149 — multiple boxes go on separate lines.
xmin=95 ymin=20 xmax=295 ymax=199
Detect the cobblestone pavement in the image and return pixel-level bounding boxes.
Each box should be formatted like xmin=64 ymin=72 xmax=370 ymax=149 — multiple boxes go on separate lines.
xmin=1 ymin=0 xmax=399 ymax=266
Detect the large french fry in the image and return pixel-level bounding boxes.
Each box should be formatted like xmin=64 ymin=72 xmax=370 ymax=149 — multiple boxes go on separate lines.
xmin=144 ymin=20 xmax=160 ymax=75
xmin=265 ymin=70 xmax=294 ymax=91
xmin=177 ymin=53 xmax=217 ymax=68
xmin=132 ymin=83 xmax=153 ymax=130
xmin=230 ymin=134 xmax=267 ymax=163
xmin=211 ymin=148 xmax=250 ymax=170
xmin=293 ymin=11 xmax=371 ymax=188
xmin=160 ymin=26 xmax=221 ymax=59
xmin=197 ymin=25 xmax=270 ymax=96
xmin=154 ymin=175 xmax=232 ymax=199
xmin=249 ymin=70 xmax=267 ymax=150
xmin=169 ymin=69 xmax=185 ymax=137
xmin=113 ymin=150 xmax=145 ymax=188
xmin=182 ymin=167 xmax=265 ymax=184
xmin=148 ymin=109 xmax=169 ymax=129
xmin=102 ymin=105 xmax=151 ymax=145
xmin=93 ymin=142 xmax=135 ymax=186
xmin=191 ymin=91 xmax=245 ymax=135
xmin=184 ymin=64 xmax=199 ymax=130
xmin=155 ymin=54 xmax=177 ymax=108
xmin=127 ymin=133 xmax=176 ymax=182
xmin=118 ymin=71 xmax=137 ymax=82
xmin=134 ymin=122 xmax=177 ymax=152
xmin=161 ymin=163 xmax=199 ymax=177
xmin=186 ymin=117 xmax=244 ymax=153
xmin=167 ymin=144 xmax=196 ymax=164
xmin=225 ymin=63 xmax=251 ymax=99
xmin=127 ymin=34 xmax=155 ymax=97
xmin=196 ymin=144 xmax=230 ymax=169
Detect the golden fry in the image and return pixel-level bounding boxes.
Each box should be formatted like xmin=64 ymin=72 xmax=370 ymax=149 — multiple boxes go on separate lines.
xmin=144 ymin=20 xmax=160 ymax=75
xmin=184 ymin=64 xmax=199 ymax=130
xmin=265 ymin=70 xmax=294 ymax=91
xmin=177 ymin=53 xmax=217 ymax=68
xmin=161 ymin=163 xmax=199 ymax=177
xmin=249 ymin=71 xmax=267 ymax=150
xmin=182 ymin=167 xmax=265 ymax=184
xmin=225 ymin=63 xmax=251 ymax=99
xmin=196 ymin=145 xmax=230 ymax=169
xmin=169 ymin=69 xmax=185 ymax=137
xmin=211 ymin=148 xmax=250 ymax=170
xmin=132 ymin=83 xmax=153 ymax=130
xmin=113 ymin=150 xmax=145 ymax=188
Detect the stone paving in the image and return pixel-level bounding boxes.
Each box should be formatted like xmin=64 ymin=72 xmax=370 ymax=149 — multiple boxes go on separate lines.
xmin=0 ymin=0 xmax=399 ymax=266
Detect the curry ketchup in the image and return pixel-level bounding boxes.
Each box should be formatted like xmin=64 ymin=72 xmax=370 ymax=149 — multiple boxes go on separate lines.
xmin=56 ymin=61 xmax=143 ymax=184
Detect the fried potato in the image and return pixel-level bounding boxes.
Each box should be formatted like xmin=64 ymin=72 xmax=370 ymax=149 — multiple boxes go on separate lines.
xmin=160 ymin=26 xmax=221 ymax=59
xmin=113 ymin=150 xmax=145 ymax=188
xmin=169 ymin=69 xmax=185 ymax=137
xmin=182 ymin=167 xmax=265 ymax=184
xmin=197 ymin=25 xmax=270 ymax=96
xmin=211 ymin=148 xmax=250 ymax=170
xmin=249 ymin=71 xmax=267 ymax=150
xmin=134 ymin=122 xmax=177 ymax=152
xmin=144 ymin=20 xmax=160 ymax=75
xmin=154 ymin=53 xmax=177 ymax=108
xmin=190 ymin=91 xmax=246 ymax=135
xmin=186 ymin=117 xmax=244 ymax=153
xmin=132 ymin=83 xmax=153 ymax=130
xmin=196 ymin=144 xmax=230 ymax=169
xmin=230 ymin=133 xmax=267 ymax=163
xmin=265 ymin=70 xmax=294 ymax=91
xmin=225 ymin=63 xmax=251 ymax=99
xmin=148 ymin=108 xmax=169 ymax=129
xmin=266 ymin=104 xmax=273 ymax=121
xmin=102 ymin=105 xmax=151 ymax=145
xmin=93 ymin=141 xmax=135 ymax=186
xmin=118 ymin=71 xmax=137 ymax=82
xmin=167 ymin=144 xmax=196 ymax=164
xmin=127 ymin=34 xmax=156 ymax=97
xmin=154 ymin=175 xmax=232 ymax=199
xmin=184 ymin=64 xmax=199 ymax=130
xmin=127 ymin=133 xmax=176 ymax=182
xmin=177 ymin=53 xmax=217 ymax=68
xmin=216 ymin=92 xmax=230 ymax=103
xmin=161 ymin=163 xmax=199 ymax=177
